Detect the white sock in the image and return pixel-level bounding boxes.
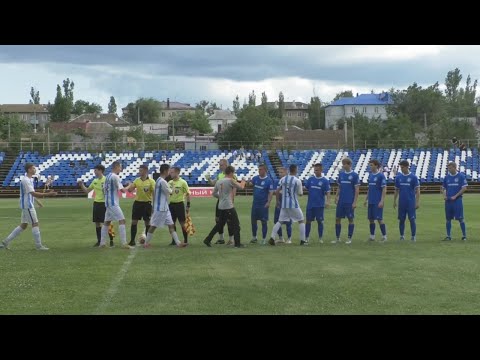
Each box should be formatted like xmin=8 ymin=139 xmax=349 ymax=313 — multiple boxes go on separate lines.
xmin=219 ymin=233 xmax=224 ymax=240
xmin=270 ymin=222 xmax=281 ymax=239
xmin=146 ymin=232 xmax=153 ymax=244
xmin=299 ymin=223 xmax=306 ymax=241
xmin=253 ymin=236 xmax=257 ymax=240
xmin=306 ymin=237 xmax=310 ymax=242
xmin=5 ymin=226 xmax=24 ymax=244
xmin=172 ymin=231 xmax=180 ymax=245
xmin=229 ymin=235 xmax=234 ymax=241
xmin=32 ymin=227 xmax=42 ymax=247
xmin=118 ymin=224 xmax=127 ymax=245
xmin=100 ymin=225 xmax=109 ymax=246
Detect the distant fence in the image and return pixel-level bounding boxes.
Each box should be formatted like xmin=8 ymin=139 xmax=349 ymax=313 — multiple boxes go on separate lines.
xmin=0 ymin=139 xmax=479 ymax=154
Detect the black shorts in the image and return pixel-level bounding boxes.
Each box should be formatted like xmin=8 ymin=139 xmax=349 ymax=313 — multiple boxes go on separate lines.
xmin=169 ymin=202 xmax=186 ymax=223
xmin=132 ymin=201 xmax=152 ymax=221
xmin=93 ymin=202 xmax=106 ymax=223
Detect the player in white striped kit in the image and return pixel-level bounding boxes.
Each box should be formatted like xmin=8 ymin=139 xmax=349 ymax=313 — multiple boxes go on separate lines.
xmin=1 ymin=162 xmax=57 ymax=250
xmin=143 ymin=163 xmax=187 ymax=248
xmin=99 ymin=161 xmax=132 ymax=249
xmin=268 ymin=164 xmax=306 ymax=246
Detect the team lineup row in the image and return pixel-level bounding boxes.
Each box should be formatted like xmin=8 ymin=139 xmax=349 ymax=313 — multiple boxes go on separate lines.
xmin=0 ymin=156 xmax=468 ymax=250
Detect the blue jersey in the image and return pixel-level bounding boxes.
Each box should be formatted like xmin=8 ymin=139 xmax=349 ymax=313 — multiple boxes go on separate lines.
xmin=367 ymin=171 xmax=386 ymax=205
xmin=305 ymin=176 xmax=330 ymax=209
xmin=442 ymin=172 xmax=467 ymax=198
xmin=251 ymin=175 xmax=274 ymax=207
xmin=395 ymin=172 xmax=420 ymax=208
xmin=337 ymin=171 xmax=360 ymax=205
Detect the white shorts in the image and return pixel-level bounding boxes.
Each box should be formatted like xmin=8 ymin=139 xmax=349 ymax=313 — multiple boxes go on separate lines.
xmin=21 ymin=208 xmax=39 ymax=224
xmin=278 ymin=208 xmax=304 ymax=223
xmin=150 ymin=210 xmax=174 ymax=228
xmin=105 ymin=205 xmax=125 ymax=222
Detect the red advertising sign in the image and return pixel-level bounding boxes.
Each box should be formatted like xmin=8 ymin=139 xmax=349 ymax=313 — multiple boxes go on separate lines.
xmin=189 ymin=187 xmax=214 ymax=198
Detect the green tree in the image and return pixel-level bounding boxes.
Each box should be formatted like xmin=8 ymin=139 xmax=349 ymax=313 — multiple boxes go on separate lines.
xmin=206 ymin=102 xmax=220 ymax=115
xmin=108 ymin=96 xmax=117 ymax=114
xmin=108 ymin=128 xmax=124 ymax=142
xmin=196 ymin=100 xmax=210 ymax=114
xmin=49 ymin=85 xmax=71 ymax=122
xmin=261 ymin=91 xmax=268 ymax=111
xmin=381 ymin=114 xmax=416 ymax=147
xmin=233 ymin=95 xmax=240 ymax=116
xmin=218 ymin=106 xmax=281 ymax=147
xmin=62 ymin=78 xmax=75 ymax=107
xmin=333 ymin=90 xmax=353 ymax=101
xmin=308 ymin=96 xmax=325 ymax=129
xmin=248 ymin=90 xmax=256 ymax=107
xmin=0 ymin=115 xmax=32 ymax=140
xmin=191 ymin=111 xmax=213 ymax=134
xmin=278 ymin=91 xmax=285 ymax=119
xmin=72 ymin=100 xmax=103 ymax=115
xmin=29 ymin=87 xmax=40 ymax=104
xmin=124 ymin=98 xmax=162 ymax=124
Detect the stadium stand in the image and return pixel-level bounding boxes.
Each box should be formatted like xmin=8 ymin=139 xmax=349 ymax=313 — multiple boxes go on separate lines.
xmin=2 ymin=148 xmax=479 ymax=188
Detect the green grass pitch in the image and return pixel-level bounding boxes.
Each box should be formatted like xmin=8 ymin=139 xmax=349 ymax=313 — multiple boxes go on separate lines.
xmin=1 ymin=194 xmax=480 ymax=314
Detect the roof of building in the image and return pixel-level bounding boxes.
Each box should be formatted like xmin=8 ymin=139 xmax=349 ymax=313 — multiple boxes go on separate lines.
xmin=69 ymin=113 xmax=129 ymax=125
xmin=207 ymin=110 xmax=237 ymax=121
xmin=0 ymin=104 xmax=49 ymax=113
xmin=261 ymin=101 xmax=309 ymax=110
xmin=327 ymin=93 xmax=393 ymax=107
xmin=159 ymin=101 xmax=195 ymax=110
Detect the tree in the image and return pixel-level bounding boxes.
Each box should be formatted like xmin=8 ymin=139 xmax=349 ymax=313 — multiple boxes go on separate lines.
xmin=233 ymin=95 xmax=240 ymax=116
xmin=72 ymin=100 xmax=103 ymax=115
xmin=62 ymin=78 xmax=75 ymax=107
xmin=333 ymin=90 xmax=353 ymax=101
xmin=196 ymin=100 xmax=210 ymax=114
xmin=0 ymin=114 xmax=31 ymax=140
xmin=191 ymin=111 xmax=213 ymax=134
xmin=248 ymin=90 xmax=256 ymax=107
xmin=108 ymin=128 xmax=124 ymax=142
xmin=261 ymin=91 xmax=268 ymax=111
xmin=206 ymin=102 xmax=220 ymax=116
xmin=308 ymin=96 xmax=325 ymax=130
xmin=123 ymin=98 xmax=162 ymax=124
xmin=218 ymin=106 xmax=281 ymax=147
xmin=278 ymin=92 xmax=285 ymax=119
xmin=29 ymin=87 xmax=40 ymax=104
xmin=49 ymin=85 xmax=71 ymax=122
xmin=108 ymin=96 xmax=117 ymax=114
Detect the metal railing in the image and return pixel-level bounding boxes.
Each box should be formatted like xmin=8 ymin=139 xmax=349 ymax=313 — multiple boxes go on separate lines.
xmin=0 ymin=139 xmax=479 ymax=154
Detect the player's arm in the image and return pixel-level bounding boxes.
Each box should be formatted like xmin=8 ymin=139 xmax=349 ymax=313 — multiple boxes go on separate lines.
xmin=363 ymin=188 xmax=369 ymax=207
xmin=78 ymin=179 xmax=91 ymax=194
xmin=297 ymin=180 xmax=303 ymax=196
xmin=335 ymin=184 xmax=340 ymax=205
xmin=353 ymin=184 xmax=360 ymax=209
xmin=265 ymin=188 xmax=274 ymax=208
xmin=325 ymin=190 xmax=331 ymax=208
xmin=30 ymin=190 xmax=57 ymax=198
xmin=213 ymin=183 xmax=220 ymax=199
xmin=442 ymin=178 xmax=448 ymax=200
xmin=415 ymin=185 xmax=421 ymax=209
xmin=125 ymin=180 xmax=137 ymax=193
xmin=35 ymin=198 xmax=44 ymax=208
xmin=115 ymin=175 xmax=128 ymax=193
xmin=378 ymin=184 xmax=386 ymax=208
xmin=206 ymin=174 xmax=217 ymax=186
xmin=184 ymin=183 xmax=191 ymax=212
xmin=452 ymin=176 xmax=467 ymax=200
xmin=232 ymin=178 xmax=246 ymax=190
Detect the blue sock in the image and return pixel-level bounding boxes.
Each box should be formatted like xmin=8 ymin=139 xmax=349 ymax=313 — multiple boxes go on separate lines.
xmin=335 ymin=224 xmax=341 ymax=238
xmin=399 ymin=220 xmax=405 ymax=237
xmin=261 ymin=221 xmax=268 ymax=239
xmin=348 ymin=224 xmax=354 ymax=238
xmin=252 ymin=222 xmax=257 ymax=238
xmin=380 ymin=223 xmax=386 ymax=236
xmin=305 ymin=223 xmax=311 ymax=238
xmin=446 ymin=220 xmax=452 ymax=237
xmin=410 ymin=219 xmax=416 ymax=237
xmin=318 ymin=221 xmax=324 ymax=238
xmin=369 ymin=223 xmax=375 ymax=236
xmin=286 ymin=221 xmax=292 ymax=238
xmin=460 ymin=221 xmax=466 ymax=237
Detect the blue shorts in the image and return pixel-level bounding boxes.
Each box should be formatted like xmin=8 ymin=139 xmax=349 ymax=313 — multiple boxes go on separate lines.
xmin=445 ymin=198 xmax=464 ymax=220
xmin=306 ymin=207 xmax=325 ymax=222
xmin=336 ymin=204 xmax=355 ymax=219
xmin=251 ymin=206 xmax=269 ymax=222
xmin=368 ymin=204 xmax=383 ymax=220
xmin=398 ymin=206 xmax=416 ymax=221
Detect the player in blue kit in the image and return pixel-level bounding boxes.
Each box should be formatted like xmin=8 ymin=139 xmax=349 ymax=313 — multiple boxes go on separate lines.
xmin=273 ymin=167 xmax=292 ymax=244
xmin=334 ymin=157 xmax=360 ymax=244
xmin=249 ymin=164 xmax=274 ymax=245
xmin=393 ymin=160 xmax=420 ymax=242
xmin=304 ymin=163 xmax=331 ymax=244
xmin=363 ymin=159 xmax=387 ymax=242
xmin=442 ymin=162 xmax=467 ymax=241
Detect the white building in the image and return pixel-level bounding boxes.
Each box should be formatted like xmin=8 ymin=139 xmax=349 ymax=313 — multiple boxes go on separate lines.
xmin=208 ymin=110 xmax=237 ymax=134
xmin=325 ymin=92 xmax=393 ymax=129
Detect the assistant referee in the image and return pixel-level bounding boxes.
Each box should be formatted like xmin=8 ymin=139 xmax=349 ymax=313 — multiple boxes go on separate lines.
xmin=125 ymin=164 xmax=156 ymax=246
xmin=168 ymin=166 xmax=191 ymax=245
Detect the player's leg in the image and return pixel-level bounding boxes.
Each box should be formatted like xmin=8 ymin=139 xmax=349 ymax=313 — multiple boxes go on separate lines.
xmin=334 ymin=205 xmax=344 ymax=243
xmin=444 ymin=202 xmax=453 ymax=241
xmin=286 ymin=220 xmax=292 ymax=243
xmin=93 ymin=202 xmax=105 ymax=247
xmin=274 ymin=207 xmax=283 ymax=240
xmin=166 ymin=210 xmax=186 ymax=248
xmin=250 ymin=206 xmax=258 ymax=243
xmin=2 ymin=217 xmax=28 ymax=249
xmin=214 ymin=200 xmax=225 ymax=244
xmin=305 ymin=208 xmax=313 ymax=242
xmin=397 ymin=207 xmax=406 ymax=241
xmin=296 ymin=209 xmax=306 ymax=245
xmin=204 ymin=210 xmax=226 ymax=246
xmin=144 ymin=211 xmax=159 ymax=247
xmin=118 ymin=217 xmax=129 ymax=248
xmin=228 ymin=208 xmax=243 ymax=248
xmin=456 ymin=199 xmax=466 ymax=240
xmin=346 ymin=206 xmax=355 ymax=244
xmin=169 ymin=203 xmax=178 ymax=246
xmin=260 ymin=207 xmax=269 ymax=244
xmin=368 ymin=205 xmax=376 ymax=241
xmin=317 ymin=208 xmax=325 ymax=243
xmin=175 ymin=203 xmax=188 ymax=244
xmin=268 ymin=209 xmax=284 ymax=245
xmin=408 ymin=208 xmax=417 ymax=242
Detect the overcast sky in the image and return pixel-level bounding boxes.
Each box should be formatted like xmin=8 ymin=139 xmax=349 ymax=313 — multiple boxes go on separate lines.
xmin=1 ymin=45 xmax=479 ymax=114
